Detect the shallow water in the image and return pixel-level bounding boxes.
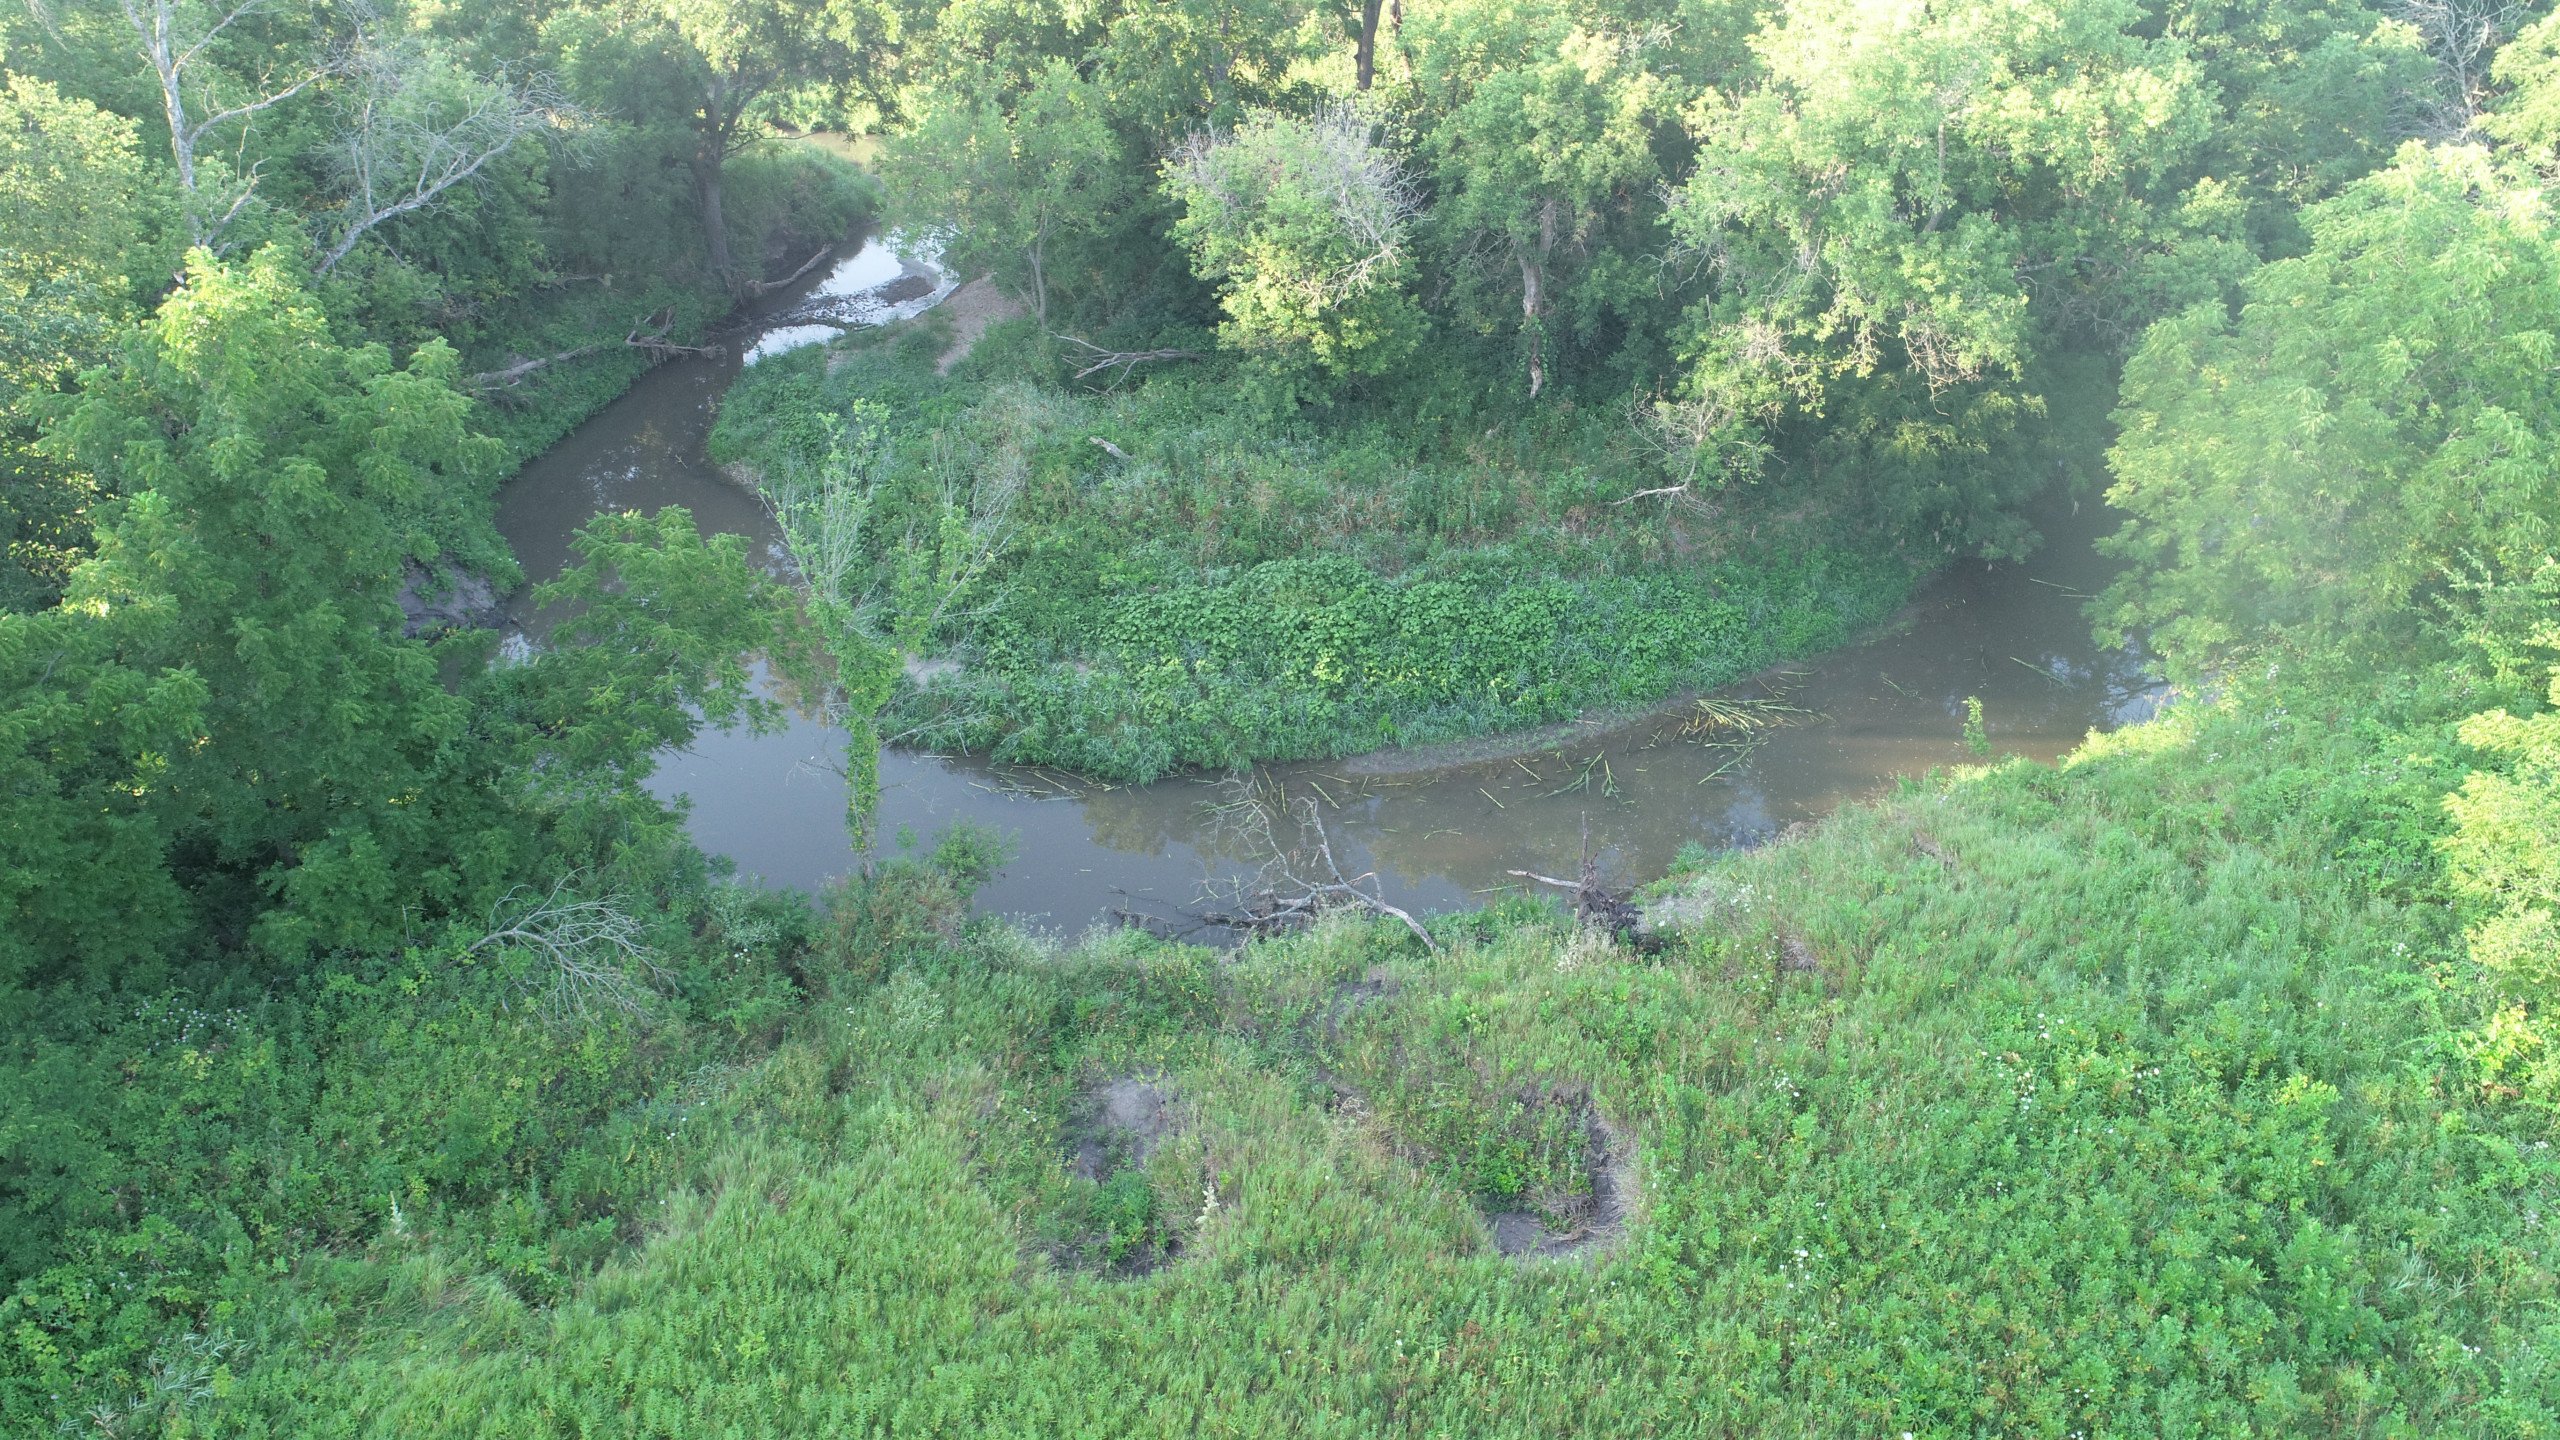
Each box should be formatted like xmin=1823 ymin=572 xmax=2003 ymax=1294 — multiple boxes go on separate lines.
xmin=494 ymin=238 xmax=2162 ymax=936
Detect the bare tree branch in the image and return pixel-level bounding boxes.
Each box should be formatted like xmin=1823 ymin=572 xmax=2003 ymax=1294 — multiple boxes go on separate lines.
xmin=742 ymin=244 xmax=833 ymax=297
xmin=107 ymin=0 xmax=333 ymax=247
xmin=1054 ymin=333 xmax=1202 ymax=383
xmin=466 ymin=878 xmax=669 ymax=1022
xmin=317 ymin=41 xmax=578 ymax=274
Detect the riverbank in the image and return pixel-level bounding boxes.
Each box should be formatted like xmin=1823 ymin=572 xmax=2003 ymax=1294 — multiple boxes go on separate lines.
xmin=710 ymin=312 xmax=1925 ymax=785
xmin=64 ymin=658 xmax=2551 ymax=1436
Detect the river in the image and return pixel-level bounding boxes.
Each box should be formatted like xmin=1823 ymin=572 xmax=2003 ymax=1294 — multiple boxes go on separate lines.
xmin=493 ymin=235 xmax=2164 ymax=937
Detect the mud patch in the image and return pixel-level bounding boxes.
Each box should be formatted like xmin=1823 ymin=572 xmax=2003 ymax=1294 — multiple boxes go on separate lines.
xmin=1477 ymin=1090 xmax=1637 ymax=1261
xmin=873 ymin=272 xmax=937 ymax=306
xmin=1056 ymin=1075 xmax=1187 ymax=1276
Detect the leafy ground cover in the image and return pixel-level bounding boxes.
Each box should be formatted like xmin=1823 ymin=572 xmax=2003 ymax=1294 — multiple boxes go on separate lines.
xmin=14 ymin=664 xmax=2552 ymax=1436
xmin=711 ymin=318 xmax=1914 ymax=781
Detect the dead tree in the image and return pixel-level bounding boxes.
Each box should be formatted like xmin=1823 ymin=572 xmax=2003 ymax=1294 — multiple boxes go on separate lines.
xmin=1200 ymin=779 xmax=1437 ymax=951
xmin=466 ymin=878 xmax=670 ymax=1021
xmin=93 ymin=0 xmax=333 ymax=247
xmin=318 ymin=42 xmax=575 ymax=275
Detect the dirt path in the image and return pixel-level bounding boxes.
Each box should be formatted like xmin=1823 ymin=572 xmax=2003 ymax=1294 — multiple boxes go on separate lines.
xmin=936 ymin=276 xmax=1027 ymax=374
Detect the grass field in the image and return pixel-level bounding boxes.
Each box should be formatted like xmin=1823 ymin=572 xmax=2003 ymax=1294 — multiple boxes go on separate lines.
xmin=28 ymin=667 xmax=2541 ymax=1437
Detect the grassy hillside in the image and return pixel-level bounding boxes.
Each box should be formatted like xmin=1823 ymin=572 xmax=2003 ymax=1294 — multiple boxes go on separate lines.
xmin=27 ymin=669 xmax=2547 ymax=1437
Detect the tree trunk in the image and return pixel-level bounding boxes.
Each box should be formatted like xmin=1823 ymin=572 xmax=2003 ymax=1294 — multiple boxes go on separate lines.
xmin=1520 ymin=198 xmax=1559 ymax=400
xmin=695 ymin=150 xmax=734 ymax=282
xmin=1355 ymin=0 xmax=1387 ymax=90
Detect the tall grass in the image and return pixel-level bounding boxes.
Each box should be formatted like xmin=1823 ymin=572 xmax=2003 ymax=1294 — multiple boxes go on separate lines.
xmin=116 ymin=672 xmax=2557 ymax=1437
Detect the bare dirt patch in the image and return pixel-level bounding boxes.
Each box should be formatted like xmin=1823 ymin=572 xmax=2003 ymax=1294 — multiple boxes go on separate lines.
xmin=935 ymin=275 xmax=1028 ymax=375
xmin=1055 ymin=1074 xmax=1188 ymax=1277
xmin=1479 ymin=1090 xmax=1638 ymax=1261
xmin=1068 ymin=1076 xmax=1179 ymax=1181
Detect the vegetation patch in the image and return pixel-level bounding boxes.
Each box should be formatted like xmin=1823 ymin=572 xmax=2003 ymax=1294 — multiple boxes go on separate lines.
xmin=1054 ymin=1074 xmax=1190 ymax=1276
xmin=1473 ymin=1086 xmax=1637 ymax=1260
xmin=713 ymin=325 xmax=1912 ymax=782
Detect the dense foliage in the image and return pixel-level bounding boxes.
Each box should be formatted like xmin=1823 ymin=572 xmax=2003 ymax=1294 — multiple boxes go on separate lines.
xmin=0 ymin=0 xmax=877 ymax=612
xmin=4 ymin=0 xmax=2560 ymax=1432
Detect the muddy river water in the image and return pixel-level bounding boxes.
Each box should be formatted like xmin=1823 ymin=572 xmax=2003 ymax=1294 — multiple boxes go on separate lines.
xmin=494 ymin=236 xmax=2163 ymax=935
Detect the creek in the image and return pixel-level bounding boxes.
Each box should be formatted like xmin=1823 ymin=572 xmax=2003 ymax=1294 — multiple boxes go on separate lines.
xmin=493 ymin=234 xmax=2164 ymax=936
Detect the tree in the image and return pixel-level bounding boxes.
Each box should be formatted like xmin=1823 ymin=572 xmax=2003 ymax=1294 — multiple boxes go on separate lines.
xmin=759 ymin=403 xmax=1010 ymax=846
xmin=1163 ymin=103 xmax=1424 ymax=387
xmin=0 ymin=65 xmax=150 ymax=610
xmin=315 ymin=35 xmax=578 ymax=276
xmin=37 ymin=248 xmax=506 ymax=956
xmin=1091 ymin=0 xmax=1315 ymax=147
xmin=559 ymin=0 xmax=873 ymax=284
xmin=1407 ymin=3 xmax=1672 ymax=398
xmin=2484 ymin=8 xmax=2560 ymax=167
xmin=879 ymin=59 xmax=1125 ymax=325
xmin=1663 ymin=0 xmax=2243 ymax=552
xmin=2099 ymin=144 xmax=2560 ymax=679
xmin=94 ymin=0 xmax=332 ymax=247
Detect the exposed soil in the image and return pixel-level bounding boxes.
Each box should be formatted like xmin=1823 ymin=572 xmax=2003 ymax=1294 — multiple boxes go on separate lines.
xmin=1321 ymin=967 xmax=1401 ymax=1042
xmin=934 ymin=275 xmax=1028 ymax=375
xmin=1068 ymin=1075 xmax=1179 ymax=1182
xmin=1054 ymin=1074 xmax=1188 ymax=1278
xmin=1481 ymin=1094 xmax=1638 ymax=1262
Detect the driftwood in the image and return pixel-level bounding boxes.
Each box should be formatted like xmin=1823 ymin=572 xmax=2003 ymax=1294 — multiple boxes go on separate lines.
xmin=467 ymin=310 xmax=717 ymax=390
xmin=1508 ymin=819 xmax=1650 ymax=942
xmin=1056 ymin=333 xmax=1201 ymax=383
xmin=1176 ymin=782 xmax=1438 ymax=951
xmin=742 ymin=244 xmax=833 ymax=297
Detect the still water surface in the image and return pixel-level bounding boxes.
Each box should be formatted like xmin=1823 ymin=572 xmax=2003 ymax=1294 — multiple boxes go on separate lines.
xmin=494 ymin=237 xmax=2162 ymax=935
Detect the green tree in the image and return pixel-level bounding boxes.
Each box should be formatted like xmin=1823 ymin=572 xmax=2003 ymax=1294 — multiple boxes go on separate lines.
xmin=553 ymin=0 xmax=877 ymax=283
xmin=2486 ymin=7 xmax=2560 ymax=168
xmin=1163 ymin=104 xmax=1424 ymax=390
xmin=5 ymin=249 xmax=799 ymax=978
xmin=38 ymin=247 xmax=508 ymax=962
xmin=2100 ymin=144 xmax=2560 ymax=679
xmin=880 ymin=59 xmax=1126 ymax=325
xmin=0 ymin=65 xmax=154 ymax=611
xmin=1406 ymin=2 xmax=1673 ymax=398
xmin=1665 ymin=0 xmax=2244 ymax=552
xmin=1091 ymin=0 xmax=1315 ymax=147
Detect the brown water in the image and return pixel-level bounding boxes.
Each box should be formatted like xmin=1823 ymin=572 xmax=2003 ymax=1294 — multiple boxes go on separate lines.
xmin=493 ymin=245 xmax=2161 ymax=934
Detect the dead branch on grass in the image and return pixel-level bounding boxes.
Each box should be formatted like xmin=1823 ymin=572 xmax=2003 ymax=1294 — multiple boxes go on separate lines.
xmin=1196 ymin=778 xmax=1437 ymax=951
xmin=466 ymin=877 xmax=670 ymax=1021
xmin=1056 ymin=334 xmax=1201 ymax=383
